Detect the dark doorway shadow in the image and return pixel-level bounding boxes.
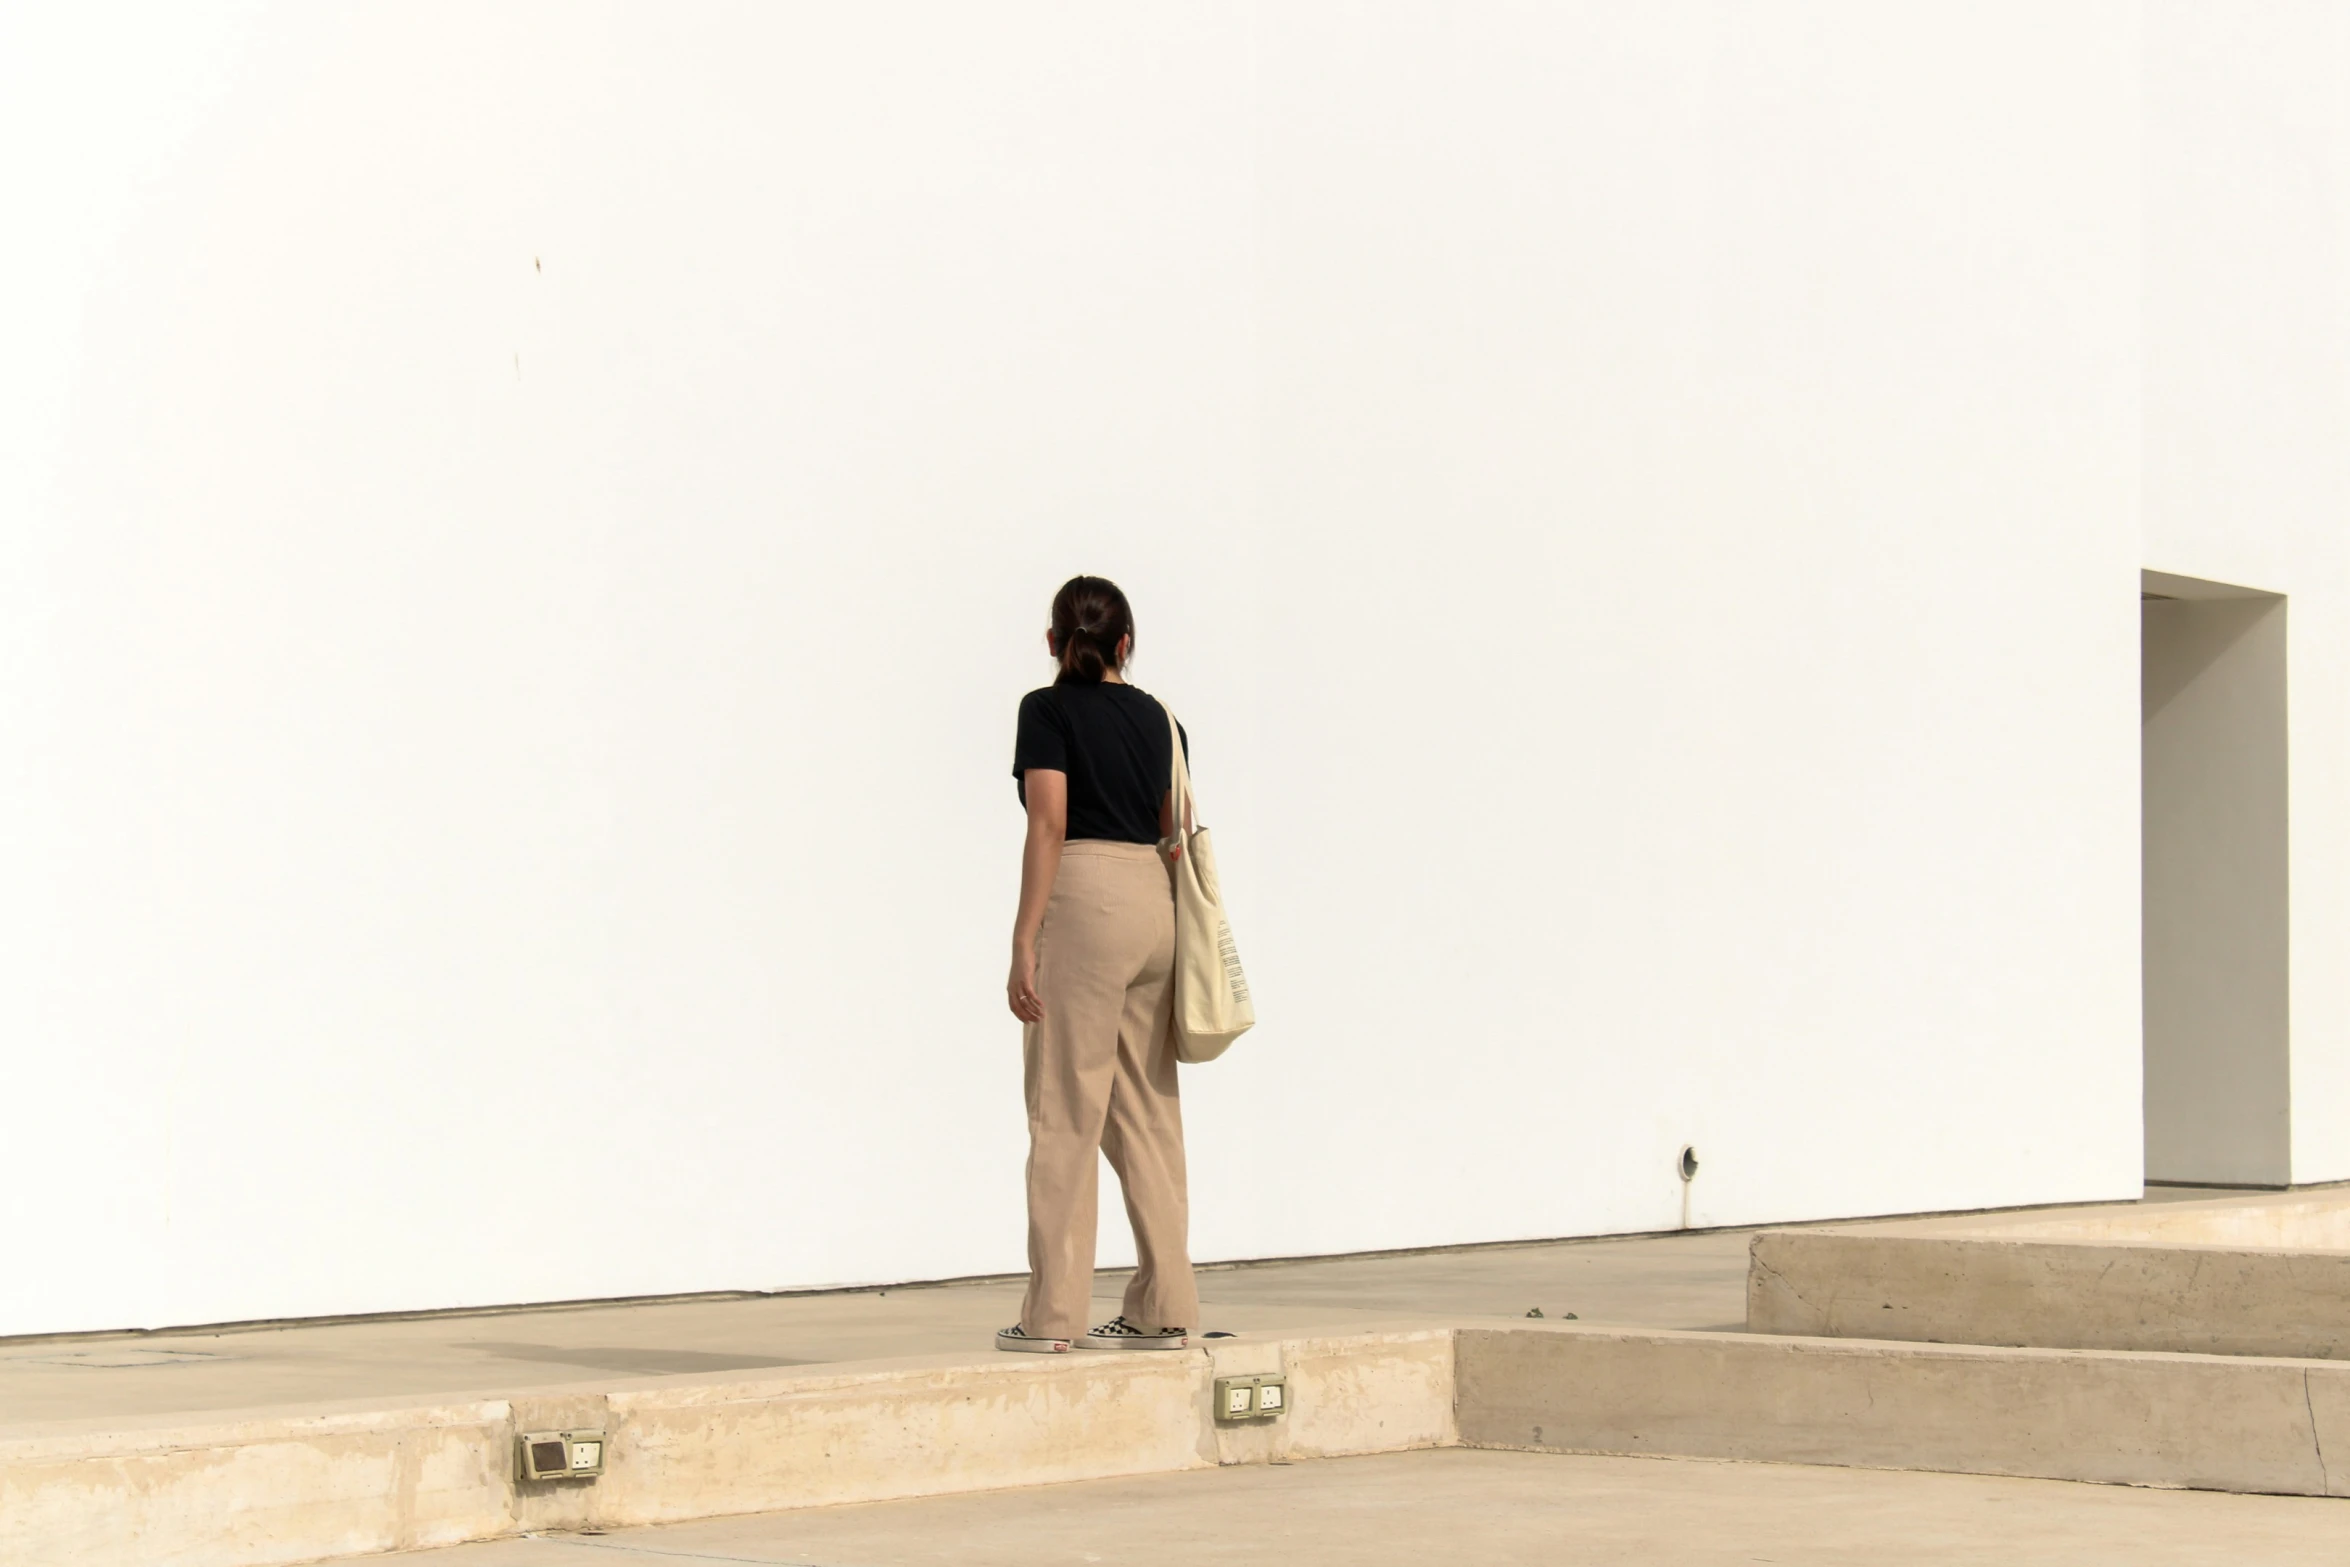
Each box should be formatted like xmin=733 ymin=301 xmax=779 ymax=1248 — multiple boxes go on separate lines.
xmin=2141 ymin=568 xmax=2289 ymax=1187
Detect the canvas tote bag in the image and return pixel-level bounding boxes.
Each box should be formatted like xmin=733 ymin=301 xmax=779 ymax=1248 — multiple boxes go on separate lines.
xmin=1160 ymin=705 xmax=1254 ymax=1062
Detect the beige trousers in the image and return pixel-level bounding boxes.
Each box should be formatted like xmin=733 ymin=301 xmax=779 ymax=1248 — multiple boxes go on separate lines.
xmin=1022 ymin=839 xmax=1200 ymax=1339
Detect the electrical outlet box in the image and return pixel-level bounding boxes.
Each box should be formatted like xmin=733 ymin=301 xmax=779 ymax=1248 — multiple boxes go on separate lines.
xmin=517 ymin=1429 xmax=607 ymax=1481
xmin=1213 ymin=1374 xmax=1288 ymax=1423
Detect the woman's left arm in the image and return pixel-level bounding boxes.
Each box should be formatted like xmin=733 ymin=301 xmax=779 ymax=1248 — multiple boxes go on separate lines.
xmin=1007 ymin=769 xmax=1068 ymax=1022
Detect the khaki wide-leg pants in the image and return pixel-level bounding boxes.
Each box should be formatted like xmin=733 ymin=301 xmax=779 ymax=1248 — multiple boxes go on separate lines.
xmin=1021 ymin=839 xmax=1200 ymax=1339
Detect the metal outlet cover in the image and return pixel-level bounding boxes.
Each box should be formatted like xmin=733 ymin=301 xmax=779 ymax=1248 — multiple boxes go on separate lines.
xmin=517 ymin=1428 xmax=608 ymax=1481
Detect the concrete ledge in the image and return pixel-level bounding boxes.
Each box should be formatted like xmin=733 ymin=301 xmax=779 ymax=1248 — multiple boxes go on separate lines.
xmin=0 ymin=1325 xmax=1455 ymax=1567
xmin=1750 ymin=1227 xmax=2350 ymax=1358
xmin=596 ymin=1326 xmax=1453 ymax=1527
xmin=1455 ymin=1323 xmax=2350 ymax=1497
xmin=1917 ymin=1189 xmax=2350 ymax=1250
xmin=0 ymin=1398 xmax=514 ymax=1567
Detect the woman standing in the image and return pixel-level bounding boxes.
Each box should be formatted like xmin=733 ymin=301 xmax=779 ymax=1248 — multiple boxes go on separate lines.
xmin=998 ymin=575 xmax=1200 ymax=1353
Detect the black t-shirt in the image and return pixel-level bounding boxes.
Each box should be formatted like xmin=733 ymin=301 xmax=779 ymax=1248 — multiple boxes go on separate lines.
xmin=1013 ymin=682 xmax=1190 ymax=845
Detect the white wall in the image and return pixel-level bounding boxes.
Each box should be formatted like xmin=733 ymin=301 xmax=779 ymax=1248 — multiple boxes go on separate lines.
xmin=2142 ymin=0 xmax=2350 ymax=1184
xmin=2 ymin=2 xmax=2148 ymax=1336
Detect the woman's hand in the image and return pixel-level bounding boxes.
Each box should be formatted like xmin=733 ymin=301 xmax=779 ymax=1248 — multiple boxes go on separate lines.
xmin=1007 ymin=943 xmax=1044 ymax=1023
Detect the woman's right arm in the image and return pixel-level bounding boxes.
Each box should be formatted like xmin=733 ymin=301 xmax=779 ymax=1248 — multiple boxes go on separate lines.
xmin=1007 ymin=769 xmax=1068 ymax=1023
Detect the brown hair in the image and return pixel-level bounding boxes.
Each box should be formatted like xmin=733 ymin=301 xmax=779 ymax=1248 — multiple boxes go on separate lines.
xmin=1048 ymin=575 xmax=1134 ymax=685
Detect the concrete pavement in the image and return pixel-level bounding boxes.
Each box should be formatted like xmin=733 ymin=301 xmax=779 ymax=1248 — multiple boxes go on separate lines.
xmin=17 ymin=1186 xmax=2327 ymax=1567
xmin=1 ymin=1189 xmax=2246 ymax=1428
xmin=0 ymin=1227 xmax=1752 ymax=1427
xmin=381 ymin=1447 xmax=2350 ymax=1567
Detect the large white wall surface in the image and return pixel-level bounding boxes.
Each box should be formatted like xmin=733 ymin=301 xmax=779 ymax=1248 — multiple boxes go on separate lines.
xmin=2142 ymin=0 xmax=2350 ymax=1185
xmin=1236 ymin=2 xmax=2142 ymax=1253
xmin=2 ymin=2 xmax=2145 ymax=1337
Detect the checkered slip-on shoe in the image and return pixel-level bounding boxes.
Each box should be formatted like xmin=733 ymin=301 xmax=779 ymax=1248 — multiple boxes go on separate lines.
xmin=1080 ymin=1315 xmax=1190 ymax=1350
xmin=995 ymin=1324 xmax=1073 ymax=1353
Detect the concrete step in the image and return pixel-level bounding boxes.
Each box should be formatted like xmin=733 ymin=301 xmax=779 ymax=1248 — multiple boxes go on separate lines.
xmin=1746 ymin=1190 xmax=2350 ymax=1359
xmin=1460 ymin=1322 xmax=2350 ymax=1498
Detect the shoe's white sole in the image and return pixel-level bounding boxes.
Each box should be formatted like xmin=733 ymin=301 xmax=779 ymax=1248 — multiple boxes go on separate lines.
xmin=995 ymin=1332 xmax=1073 ymax=1353
xmin=1078 ymin=1333 xmax=1189 ymax=1351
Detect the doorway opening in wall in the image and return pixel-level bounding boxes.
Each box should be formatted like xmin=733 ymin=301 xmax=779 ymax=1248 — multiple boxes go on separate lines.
xmin=2140 ymin=569 xmax=2289 ymax=1189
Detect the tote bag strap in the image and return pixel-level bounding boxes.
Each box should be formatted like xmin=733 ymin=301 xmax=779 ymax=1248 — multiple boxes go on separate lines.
xmin=1162 ymin=702 xmax=1194 ymax=843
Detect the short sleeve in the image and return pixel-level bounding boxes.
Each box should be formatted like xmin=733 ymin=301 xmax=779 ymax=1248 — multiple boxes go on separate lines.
xmin=1013 ymin=689 xmax=1069 ymax=800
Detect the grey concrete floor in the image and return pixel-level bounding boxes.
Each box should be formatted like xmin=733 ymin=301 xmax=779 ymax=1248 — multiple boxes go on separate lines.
xmin=0 ymin=1228 xmax=1750 ymax=1427
xmin=0 ymin=1189 xmax=2235 ymax=1430
xmin=385 ymin=1447 xmax=2350 ymax=1566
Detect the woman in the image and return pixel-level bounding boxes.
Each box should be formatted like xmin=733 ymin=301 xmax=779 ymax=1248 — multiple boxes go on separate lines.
xmin=998 ymin=575 xmax=1199 ymax=1353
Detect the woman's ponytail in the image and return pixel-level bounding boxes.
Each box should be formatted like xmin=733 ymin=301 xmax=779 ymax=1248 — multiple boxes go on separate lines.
xmin=1049 ymin=576 xmax=1135 ymax=685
